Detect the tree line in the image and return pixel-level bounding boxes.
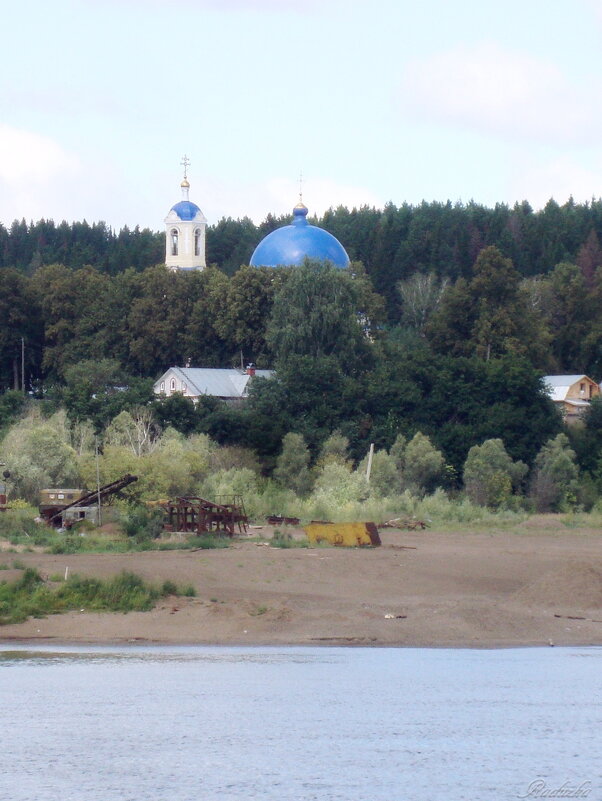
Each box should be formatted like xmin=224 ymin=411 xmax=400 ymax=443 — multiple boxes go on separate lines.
xmin=2 ymin=243 xmax=602 ymax=389
xmin=2 ymin=196 xmax=602 ymax=508
xmin=4 ymin=195 xmax=602 ymax=301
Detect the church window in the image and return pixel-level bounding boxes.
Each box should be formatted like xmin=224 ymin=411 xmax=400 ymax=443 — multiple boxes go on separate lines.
xmin=194 ymin=228 xmax=201 ymax=256
xmin=183 ymin=383 xmax=187 ymax=392
xmin=160 ymin=381 xmax=165 ymax=392
xmin=170 ymin=378 xmax=176 ymax=391
xmin=171 ymin=229 xmax=179 ymax=256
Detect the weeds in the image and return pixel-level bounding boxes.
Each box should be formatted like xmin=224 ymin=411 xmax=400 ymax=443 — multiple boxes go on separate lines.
xmin=0 ymin=569 xmax=194 ymax=625
xmin=270 ymin=530 xmax=309 ymax=548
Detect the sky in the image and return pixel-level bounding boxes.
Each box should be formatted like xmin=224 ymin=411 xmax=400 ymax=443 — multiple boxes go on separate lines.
xmin=1 ymin=0 xmax=602 ymax=231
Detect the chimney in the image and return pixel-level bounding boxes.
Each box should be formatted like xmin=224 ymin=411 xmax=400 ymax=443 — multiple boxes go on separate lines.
xmin=246 ymin=363 xmax=256 ymax=377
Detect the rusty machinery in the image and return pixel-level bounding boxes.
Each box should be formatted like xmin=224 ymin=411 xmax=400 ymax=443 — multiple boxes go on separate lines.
xmin=161 ymin=495 xmax=248 ymax=536
xmin=40 ymin=474 xmax=139 ymax=527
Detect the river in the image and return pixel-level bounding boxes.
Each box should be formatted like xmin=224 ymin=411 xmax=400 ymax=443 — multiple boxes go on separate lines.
xmin=1 ymin=645 xmax=600 ymax=801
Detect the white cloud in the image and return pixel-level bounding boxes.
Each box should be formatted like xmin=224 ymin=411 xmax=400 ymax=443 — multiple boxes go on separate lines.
xmin=0 ymin=125 xmax=83 ymax=224
xmin=508 ymin=156 xmax=602 ymax=210
xmin=401 ymin=42 xmax=600 ymax=145
xmin=194 ymin=175 xmax=384 ymax=224
xmin=266 ymin=177 xmax=383 ymax=217
xmin=0 ymin=124 xmax=79 ymax=185
xmin=583 ymin=0 xmax=602 ymax=24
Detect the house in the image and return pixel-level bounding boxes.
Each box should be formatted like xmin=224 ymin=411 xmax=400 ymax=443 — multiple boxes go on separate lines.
xmin=154 ymin=365 xmax=274 ymax=406
xmin=543 ymin=375 xmax=600 ymax=424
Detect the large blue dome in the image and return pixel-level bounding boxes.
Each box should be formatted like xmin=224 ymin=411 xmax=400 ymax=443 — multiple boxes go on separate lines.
xmin=250 ymin=204 xmax=350 ymax=268
xmin=170 ymin=200 xmax=202 ymax=221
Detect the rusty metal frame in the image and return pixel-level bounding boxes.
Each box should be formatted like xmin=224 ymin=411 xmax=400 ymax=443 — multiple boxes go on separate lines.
xmin=161 ymin=495 xmax=248 ymax=536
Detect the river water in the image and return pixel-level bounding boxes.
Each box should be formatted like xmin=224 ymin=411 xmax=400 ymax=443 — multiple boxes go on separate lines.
xmin=0 ymin=645 xmax=600 ymax=801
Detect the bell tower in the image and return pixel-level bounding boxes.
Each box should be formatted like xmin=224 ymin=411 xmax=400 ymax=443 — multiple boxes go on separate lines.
xmin=164 ymin=155 xmax=207 ymax=271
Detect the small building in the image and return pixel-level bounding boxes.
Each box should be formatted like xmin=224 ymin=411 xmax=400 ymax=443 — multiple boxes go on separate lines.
xmin=154 ymin=366 xmax=274 ymax=406
xmin=39 ymin=488 xmax=91 ymax=528
xmin=543 ymin=375 xmax=600 ymax=423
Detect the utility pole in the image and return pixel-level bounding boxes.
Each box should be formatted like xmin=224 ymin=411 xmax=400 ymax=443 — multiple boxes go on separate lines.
xmin=365 ymin=443 xmax=374 ymax=483
xmin=95 ymin=438 xmax=102 ymax=527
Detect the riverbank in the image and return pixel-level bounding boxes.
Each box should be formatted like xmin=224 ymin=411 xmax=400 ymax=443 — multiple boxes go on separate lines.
xmin=2 ymin=518 xmax=602 ymax=648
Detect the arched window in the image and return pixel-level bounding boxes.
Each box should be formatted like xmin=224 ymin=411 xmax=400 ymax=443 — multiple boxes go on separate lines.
xmin=171 ymin=229 xmax=179 ymax=256
xmin=170 ymin=378 xmax=176 ymax=391
xmin=160 ymin=381 xmax=165 ymax=392
xmin=194 ymin=228 xmax=201 ymax=256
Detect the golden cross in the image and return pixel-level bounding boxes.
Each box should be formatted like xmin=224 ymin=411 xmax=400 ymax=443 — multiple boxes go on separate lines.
xmin=181 ymin=154 xmax=190 ymax=179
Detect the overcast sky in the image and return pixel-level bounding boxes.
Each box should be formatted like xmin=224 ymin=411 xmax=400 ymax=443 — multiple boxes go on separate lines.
xmin=1 ymin=0 xmax=601 ymax=231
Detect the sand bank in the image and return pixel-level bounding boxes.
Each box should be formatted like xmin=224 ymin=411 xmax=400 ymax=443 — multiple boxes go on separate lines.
xmin=2 ymin=520 xmax=602 ymax=648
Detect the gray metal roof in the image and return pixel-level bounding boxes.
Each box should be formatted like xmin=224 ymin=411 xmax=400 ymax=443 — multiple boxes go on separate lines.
xmin=543 ymin=375 xmax=592 ymax=403
xmin=543 ymin=375 xmax=587 ymax=387
xmin=157 ymin=367 xmax=274 ymax=399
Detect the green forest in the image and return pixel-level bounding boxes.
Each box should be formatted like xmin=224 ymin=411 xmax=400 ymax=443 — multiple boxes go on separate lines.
xmin=2 ymin=196 xmax=602 ymax=518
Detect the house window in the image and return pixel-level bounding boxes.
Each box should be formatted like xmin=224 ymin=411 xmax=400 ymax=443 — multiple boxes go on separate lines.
xmin=194 ymin=228 xmax=201 ymax=256
xmin=170 ymin=378 xmax=176 ymax=391
xmin=171 ymin=229 xmax=179 ymax=256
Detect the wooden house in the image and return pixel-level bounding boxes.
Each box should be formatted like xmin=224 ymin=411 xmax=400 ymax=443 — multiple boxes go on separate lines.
xmin=543 ymin=375 xmax=600 ymax=424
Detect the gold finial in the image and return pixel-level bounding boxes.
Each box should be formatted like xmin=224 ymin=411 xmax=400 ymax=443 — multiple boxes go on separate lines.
xmin=180 ymin=154 xmax=190 ymax=180
xmin=294 ymin=171 xmax=307 ymax=211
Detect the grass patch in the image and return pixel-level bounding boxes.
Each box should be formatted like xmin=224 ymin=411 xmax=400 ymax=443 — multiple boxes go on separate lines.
xmin=271 ymin=530 xmax=310 ymax=548
xmin=0 ymin=569 xmax=193 ymax=625
xmin=160 ymin=579 xmax=196 ymax=597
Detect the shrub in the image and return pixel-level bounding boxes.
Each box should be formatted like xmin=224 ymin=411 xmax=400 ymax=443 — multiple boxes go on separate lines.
xmin=120 ymin=505 xmax=164 ymax=542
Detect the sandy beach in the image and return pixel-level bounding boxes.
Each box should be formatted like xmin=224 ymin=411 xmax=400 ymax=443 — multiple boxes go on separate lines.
xmin=2 ymin=518 xmax=602 ymax=648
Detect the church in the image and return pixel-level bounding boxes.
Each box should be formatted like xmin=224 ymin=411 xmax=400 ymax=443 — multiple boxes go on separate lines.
xmin=163 ymin=158 xmax=349 ymax=271
xmin=155 ymin=158 xmax=350 ymax=403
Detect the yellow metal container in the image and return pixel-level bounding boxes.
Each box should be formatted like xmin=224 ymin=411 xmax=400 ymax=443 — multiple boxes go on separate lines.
xmin=304 ymin=522 xmax=381 ymax=547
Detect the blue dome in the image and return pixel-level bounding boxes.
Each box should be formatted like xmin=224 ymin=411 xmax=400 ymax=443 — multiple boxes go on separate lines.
xmin=170 ymin=200 xmax=202 ymax=221
xmin=250 ymin=204 xmax=350 ymax=269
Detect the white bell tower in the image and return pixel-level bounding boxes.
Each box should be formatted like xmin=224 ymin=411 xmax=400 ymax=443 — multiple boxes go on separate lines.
xmin=164 ymin=155 xmax=207 ymax=271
